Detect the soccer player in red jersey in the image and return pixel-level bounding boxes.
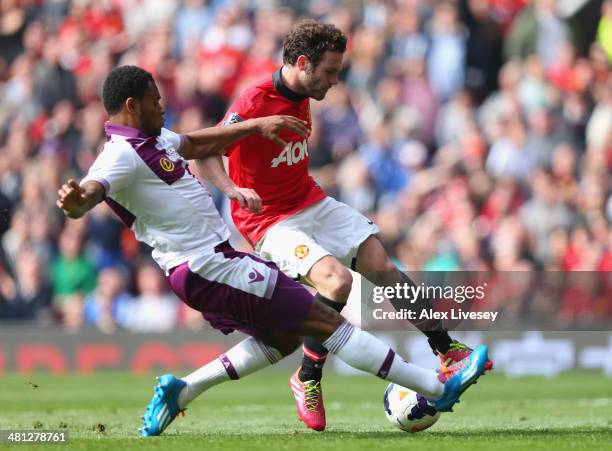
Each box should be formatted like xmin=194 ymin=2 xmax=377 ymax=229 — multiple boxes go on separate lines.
xmin=198 ymin=20 xmax=492 ymax=431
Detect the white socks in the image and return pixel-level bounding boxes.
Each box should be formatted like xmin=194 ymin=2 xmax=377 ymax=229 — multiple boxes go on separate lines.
xmin=386 ymin=354 xmax=444 ymax=400
xmin=177 ymin=321 xmax=444 ymax=409
xmin=178 ymin=337 xmax=282 ymax=408
xmin=323 ymin=321 xmax=444 ymax=400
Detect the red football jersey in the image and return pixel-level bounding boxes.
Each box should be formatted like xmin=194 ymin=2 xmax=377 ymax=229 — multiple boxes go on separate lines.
xmin=222 ymin=70 xmax=326 ymax=246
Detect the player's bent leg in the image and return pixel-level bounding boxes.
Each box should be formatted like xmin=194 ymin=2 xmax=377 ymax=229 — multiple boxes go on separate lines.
xmin=300 ymin=257 xmax=352 ymax=378
xmin=355 ymin=235 xmax=493 ymax=371
xmin=260 ymin=330 xmax=329 ymax=432
xmin=142 ymin=246 xmax=318 ymax=437
xmin=355 ymin=235 xmax=453 ymax=354
xmin=355 ymin=235 xmax=452 ymax=352
xmin=140 ymin=336 xmax=284 ymax=437
xmin=299 ymin=303 xmax=489 ymax=413
xmin=285 ymin=256 xmax=352 ymax=431
xmin=286 ymin=298 xmax=342 ymax=432
xmin=259 ymin=224 xmax=354 ymax=428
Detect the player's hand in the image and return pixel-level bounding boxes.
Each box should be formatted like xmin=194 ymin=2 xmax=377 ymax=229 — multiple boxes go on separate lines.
xmin=255 ymin=115 xmax=309 ymax=148
xmin=56 ymin=179 xmax=88 ymax=218
xmin=226 ymin=186 xmax=262 ymax=213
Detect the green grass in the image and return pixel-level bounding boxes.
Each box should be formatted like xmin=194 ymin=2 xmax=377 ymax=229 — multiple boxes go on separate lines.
xmin=1 ymin=370 xmax=611 ymax=450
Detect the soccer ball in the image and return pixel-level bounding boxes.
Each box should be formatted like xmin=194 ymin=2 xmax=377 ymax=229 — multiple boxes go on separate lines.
xmin=383 ymin=383 xmax=441 ymax=432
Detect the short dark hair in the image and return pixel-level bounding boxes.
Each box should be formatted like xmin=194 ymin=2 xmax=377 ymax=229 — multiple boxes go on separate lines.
xmin=282 ymin=20 xmax=347 ymax=68
xmin=101 ymin=65 xmax=155 ymax=115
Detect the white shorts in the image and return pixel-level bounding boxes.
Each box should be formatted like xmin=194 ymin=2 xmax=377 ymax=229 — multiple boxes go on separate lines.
xmin=255 ymin=197 xmax=379 ymax=280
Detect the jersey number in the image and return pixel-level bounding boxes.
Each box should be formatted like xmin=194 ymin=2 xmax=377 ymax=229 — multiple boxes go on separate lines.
xmin=271 ymin=139 xmax=309 ymax=168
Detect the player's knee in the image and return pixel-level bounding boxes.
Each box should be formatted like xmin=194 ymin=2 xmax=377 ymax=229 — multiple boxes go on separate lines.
xmin=327 ymin=269 xmax=353 ymax=301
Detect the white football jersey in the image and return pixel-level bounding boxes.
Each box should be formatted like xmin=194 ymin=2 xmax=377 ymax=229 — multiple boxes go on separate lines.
xmin=81 ymin=122 xmax=231 ymax=272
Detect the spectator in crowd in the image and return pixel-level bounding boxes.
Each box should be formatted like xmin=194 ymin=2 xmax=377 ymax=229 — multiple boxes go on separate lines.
xmin=86 ymin=203 xmax=126 ymax=270
xmin=123 ymin=263 xmax=179 ymax=333
xmin=83 ymin=266 xmax=133 ymax=333
xmin=485 ymin=118 xmax=532 ymax=182
xmin=427 ymin=1 xmax=467 ymax=102
xmin=520 ymin=169 xmax=575 ymax=263
xmin=461 ymin=0 xmax=504 ymax=99
xmin=504 ymin=0 xmax=570 ymax=66
xmin=310 ymin=83 xmax=362 ymax=169
xmin=6 ymin=248 xmax=52 ymax=321
xmin=51 ymin=226 xmax=97 ymax=323
xmin=388 ymin=5 xmax=428 ymax=75
xmin=2 ymin=206 xmax=29 ymax=271
xmin=598 ymin=0 xmax=612 ymax=62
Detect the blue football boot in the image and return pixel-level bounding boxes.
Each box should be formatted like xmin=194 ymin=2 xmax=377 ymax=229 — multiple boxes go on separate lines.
xmin=431 ymin=344 xmax=488 ymax=412
xmin=140 ymin=374 xmax=187 ymax=437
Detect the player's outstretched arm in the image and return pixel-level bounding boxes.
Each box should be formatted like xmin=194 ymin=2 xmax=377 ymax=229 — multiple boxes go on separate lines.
xmin=195 ymin=155 xmax=262 ymax=213
xmin=179 ymin=115 xmax=308 ymax=160
xmin=56 ymin=179 xmax=105 ymax=219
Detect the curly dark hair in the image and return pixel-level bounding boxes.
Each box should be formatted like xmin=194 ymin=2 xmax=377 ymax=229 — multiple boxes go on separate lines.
xmin=282 ymin=20 xmax=347 ymax=68
xmin=101 ymin=65 xmax=155 ymax=115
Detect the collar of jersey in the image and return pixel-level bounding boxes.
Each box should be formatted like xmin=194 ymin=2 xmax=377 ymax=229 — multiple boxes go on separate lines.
xmin=104 ymin=121 xmax=155 ymax=140
xmin=273 ymin=68 xmax=308 ymax=102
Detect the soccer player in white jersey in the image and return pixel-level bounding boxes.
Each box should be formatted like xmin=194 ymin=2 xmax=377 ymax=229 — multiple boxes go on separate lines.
xmin=56 ymin=66 xmax=489 ymax=437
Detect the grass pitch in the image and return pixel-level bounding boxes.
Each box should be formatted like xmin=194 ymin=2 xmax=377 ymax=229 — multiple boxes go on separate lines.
xmin=1 ymin=369 xmax=611 ymax=450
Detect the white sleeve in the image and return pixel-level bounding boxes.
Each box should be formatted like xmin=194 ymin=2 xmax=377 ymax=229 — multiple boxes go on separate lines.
xmin=81 ymin=142 xmax=137 ymax=196
xmin=160 ymin=127 xmax=186 ymax=153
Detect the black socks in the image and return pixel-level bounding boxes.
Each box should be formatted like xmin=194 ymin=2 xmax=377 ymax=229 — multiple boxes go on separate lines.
xmin=299 ymin=293 xmax=345 ymax=382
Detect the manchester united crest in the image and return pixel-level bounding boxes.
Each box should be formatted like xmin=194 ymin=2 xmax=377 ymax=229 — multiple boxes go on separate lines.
xmin=294 ymin=244 xmax=310 ymax=259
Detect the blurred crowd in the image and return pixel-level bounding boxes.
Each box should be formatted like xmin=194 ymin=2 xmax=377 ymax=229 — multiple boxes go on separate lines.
xmin=0 ymin=0 xmax=610 ymax=331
